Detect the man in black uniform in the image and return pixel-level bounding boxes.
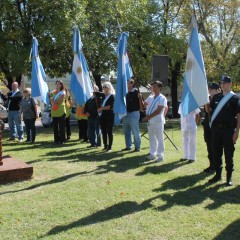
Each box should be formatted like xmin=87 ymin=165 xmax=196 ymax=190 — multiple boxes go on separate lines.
xmin=203 ymin=83 xmax=220 ymax=173
xmin=208 ymin=76 xmax=240 ymax=186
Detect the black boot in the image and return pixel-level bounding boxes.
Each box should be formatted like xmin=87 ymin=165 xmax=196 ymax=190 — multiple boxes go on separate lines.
xmin=208 ymin=168 xmax=222 ymax=184
xmin=226 ymin=172 xmax=233 ymax=186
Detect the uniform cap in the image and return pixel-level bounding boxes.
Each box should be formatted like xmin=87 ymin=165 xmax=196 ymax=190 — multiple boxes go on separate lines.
xmin=221 ymin=76 xmax=232 ymax=83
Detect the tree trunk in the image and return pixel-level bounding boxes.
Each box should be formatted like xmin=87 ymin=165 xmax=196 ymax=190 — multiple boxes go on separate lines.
xmin=5 ymin=75 xmax=22 ymax=90
xmin=171 ymin=61 xmax=181 ymax=118
xmin=93 ymin=74 xmax=102 ymax=92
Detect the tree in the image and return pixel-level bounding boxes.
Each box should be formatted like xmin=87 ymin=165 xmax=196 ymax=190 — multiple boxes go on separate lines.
xmin=0 ymin=0 xmax=84 ymax=89
xmin=184 ymin=0 xmax=240 ymax=82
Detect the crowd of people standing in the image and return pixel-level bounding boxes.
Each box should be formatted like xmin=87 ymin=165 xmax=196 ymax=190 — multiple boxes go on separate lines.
xmin=1 ymin=75 xmax=240 ymax=186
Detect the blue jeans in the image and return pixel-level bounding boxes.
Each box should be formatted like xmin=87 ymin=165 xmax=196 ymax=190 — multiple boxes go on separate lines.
xmin=88 ymin=117 xmax=101 ymax=146
xmin=8 ymin=111 xmax=24 ymax=140
xmin=122 ymin=111 xmax=141 ymax=150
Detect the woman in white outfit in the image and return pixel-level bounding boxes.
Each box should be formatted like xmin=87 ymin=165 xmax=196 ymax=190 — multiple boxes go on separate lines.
xmin=178 ymin=103 xmax=200 ymax=163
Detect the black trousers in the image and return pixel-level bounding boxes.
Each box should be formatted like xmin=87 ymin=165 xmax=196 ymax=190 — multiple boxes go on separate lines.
xmin=65 ymin=116 xmax=71 ymax=139
xmin=100 ymin=117 xmax=114 ymax=149
xmin=23 ymin=118 xmax=36 ymax=142
xmin=53 ymin=114 xmax=66 ymax=143
xmin=78 ymin=119 xmax=88 ymax=141
xmin=211 ymin=127 xmax=235 ymax=173
xmin=203 ymin=124 xmax=214 ymax=168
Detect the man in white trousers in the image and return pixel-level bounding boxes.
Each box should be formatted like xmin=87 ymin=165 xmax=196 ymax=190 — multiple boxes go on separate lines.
xmin=178 ymin=103 xmax=200 ymax=163
xmin=143 ymin=81 xmax=168 ymax=162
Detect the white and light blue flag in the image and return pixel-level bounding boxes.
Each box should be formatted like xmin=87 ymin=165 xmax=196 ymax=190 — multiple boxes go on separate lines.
xmin=114 ymin=32 xmax=133 ymax=125
xmin=31 ymin=37 xmax=49 ymax=104
xmin=70 ymin=27 xmax=93 ymax=106
xmin=181 ymin=16 xmax=208 ymax=116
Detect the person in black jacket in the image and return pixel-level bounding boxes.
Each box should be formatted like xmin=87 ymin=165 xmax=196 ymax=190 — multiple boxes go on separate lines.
xmin=208 ymin=76 xmax=240 ymax=186
xmin=122 ymin=78 xmax=142 ymax=152
xmin=85 ymin=85 xmax=104 ymax=148
xmin=97 ymin=82 xmax=115 ymax=152
xmin=203 ymin=82 xmax=220 ymax=173
xmin=1 ymin=82 xmax=24 ymax=141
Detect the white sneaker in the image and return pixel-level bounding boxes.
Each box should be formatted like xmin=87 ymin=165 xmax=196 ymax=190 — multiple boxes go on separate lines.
xmin=146 ymin=154 xmax=157 ymax=160
xmin=157 ymin=157 xmax=163 ymax=163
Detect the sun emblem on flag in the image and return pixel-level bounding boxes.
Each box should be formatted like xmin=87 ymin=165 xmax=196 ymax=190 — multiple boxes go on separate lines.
xmin=186 ymin=58 xmax=193 ymax=71
xmin=77 ymin=66 xmax=82 ymax=74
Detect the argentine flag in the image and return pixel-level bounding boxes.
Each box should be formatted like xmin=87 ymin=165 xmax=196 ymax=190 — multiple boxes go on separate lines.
xmin=114 ymin=32 xmax=133 ymax=125
xmin=31 ymin=38 xmax=49 ymax=104
xmin=181 ymin=16 xmax=208 ymax=116
xmin=70 ymin=27 xmax=93 ymax=106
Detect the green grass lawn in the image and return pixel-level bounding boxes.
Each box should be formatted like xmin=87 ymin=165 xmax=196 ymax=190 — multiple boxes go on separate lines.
xmin=0 ymin=123 xmax=240 ymax=240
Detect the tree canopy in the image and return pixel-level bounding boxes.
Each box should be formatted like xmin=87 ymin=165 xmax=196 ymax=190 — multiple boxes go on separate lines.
xmin=0 ymin=0 xmax=240 ymax=92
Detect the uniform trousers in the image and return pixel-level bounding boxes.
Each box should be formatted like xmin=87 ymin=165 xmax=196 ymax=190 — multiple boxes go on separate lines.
xmin=203 ymin=124 xmax=214 ymax=168
xmin=182 ymin=130 xmax=197 ymax=160
xmin=211 ymin=127 xmax=234 ymax=173
xmin=147 ymin=123 xmax=164 ymax=159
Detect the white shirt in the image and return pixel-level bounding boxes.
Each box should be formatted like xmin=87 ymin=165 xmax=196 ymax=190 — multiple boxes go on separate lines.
xmin=178 ymin=103 xmax=200 ymax=131
xmin=145 ymin=93 xmax=167 ymax=124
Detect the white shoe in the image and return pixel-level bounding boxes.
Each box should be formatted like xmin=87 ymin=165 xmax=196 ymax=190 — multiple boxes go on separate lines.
xmin=157 ymin=157 xmax=163 ymax=163
xmin=146 ymin=154 xmax=157 ymax=160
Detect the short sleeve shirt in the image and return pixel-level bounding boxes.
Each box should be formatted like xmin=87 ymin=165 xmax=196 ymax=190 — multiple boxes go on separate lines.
xmin=145 ymin=94 xmax=167 ymax=124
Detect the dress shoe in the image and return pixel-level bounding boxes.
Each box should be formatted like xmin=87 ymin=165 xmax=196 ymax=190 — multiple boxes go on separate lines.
xmin=226 ymin=172 xmax=233 ymax=187
xmin=226 ymin=180 xmax=233 ymax=187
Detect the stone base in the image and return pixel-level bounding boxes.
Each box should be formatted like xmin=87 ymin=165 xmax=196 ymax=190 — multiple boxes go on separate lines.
xmin=0 ymin=156 xmax=33 ymax=183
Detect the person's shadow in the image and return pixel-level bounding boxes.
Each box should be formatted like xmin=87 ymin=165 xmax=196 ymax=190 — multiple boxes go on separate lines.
xmin=213 ymin=219 xmax=240 ymax=240
xmin=41 ymin=198 xmax=157 ymax=238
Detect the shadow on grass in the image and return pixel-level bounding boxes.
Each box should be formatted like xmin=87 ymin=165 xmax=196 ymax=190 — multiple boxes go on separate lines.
xmin=152 ymin=172 xmax=240 ymax=211
xmin=213 ymin=219 xmax=240 ymax=240
xmin=42 ymin=176 xmax=240 ymax=238
xmin=0 ymin=171 xmax=92 ymax=195
xmin=41 ymin=198 xmax=157 ymax=238
xmin=43 ymin=146 xmax=151 ymax=174
xmin=136 ymin=160 xmax=187 ymax=176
